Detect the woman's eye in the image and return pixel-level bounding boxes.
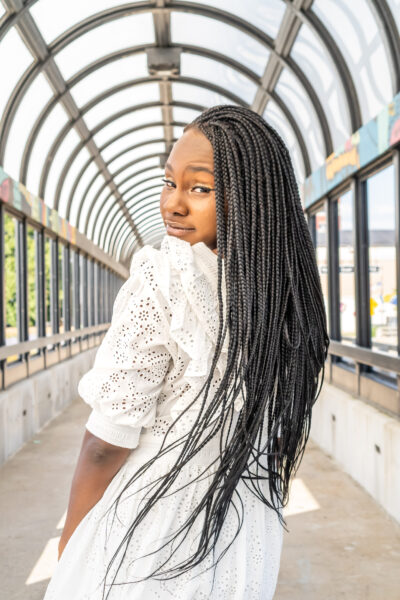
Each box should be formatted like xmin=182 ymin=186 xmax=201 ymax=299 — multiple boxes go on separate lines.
xmin=193 ymin=185 xmax=212 ymax=193
xmin=161 ymin=178 xmax=174 ymax=187
xmin=161 ymin=178 xmax=212 ymax=194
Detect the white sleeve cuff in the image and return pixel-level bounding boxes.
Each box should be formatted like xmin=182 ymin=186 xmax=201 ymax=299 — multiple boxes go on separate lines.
xmin=85 ymin=409 xmax=141 ymax=449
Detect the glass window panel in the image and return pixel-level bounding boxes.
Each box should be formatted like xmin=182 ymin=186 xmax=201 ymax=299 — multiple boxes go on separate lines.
xmin=366 ymin=165 xmax=397 ymax=363
xmin=58 ymin=146 xmax=92 ymax=220
xmin=93 ymin=106 xmax=163 ymax=147
xmin=102 ymin=126 xmax=165 ymax=162
xmin=109 ymin=141 xmax=165 ymax=174
xmin=125 ymin=193 xmax=159 ymax=216
xmin=313 ymin=208 xmax=329 ymax=335
xmin=118 ymin=161 xmax=160 ymax=195
xmin=173 ymin=106 xmax=201 ymax=124
xmin=30 ymin=0 xmax=146 ymax=42
xmin=44 ymin=129 xmax=81 ymax=210
xmin=27 ymin=225 xmax=39 ymax=351
xmin=137 ymin=216 xmax=164 ymax=237
xmin=291 ymin=23 xmax=350 ymax=148
xmin=70 ymin=54 xmax=148 ymax=106
xmin=263 ymin=101 xmax=305 ymax=188
xmin=93 ymin=195 xmax=119 ymax=245
xmin=181 ymin=53 xmax=257 ymax=104
xmin=76 ymin=170 xmax=104 ymax=215
xmin=54 ymin=14 xmax=155 ymax=80
xmin=171 ymin=12 xmax=269 ymax=76
xmin=113 ymin=143 xmax=165 ymax=184
xmin=116 ymin=226 xmax=133 ymax=260
xmin=313 ymin=0 xmax=393 ymax=123
xmin=127 ymin=193 xmax=160 ymax=213
xmin=79 ymin=254 xmax=87 ymax=328
xmin=337 ymin=190 xmax=356 ymax=352
xmin=172 ymin=81 xmax=235 ymax=108
xmin=44 ymin=235 xmax=52 ymax=337
xmin=26 ymin=103 xmax=70 ymax=197
xmin=58 ymin=241 xmax=64 ymax=334
xmin=84 ymin=83 xmax=160 ymax=130
xmin=104 ymin=209 xmax=126 ymax=250
xmin=4 ymin=212 xmax=19 ymax=361
xmin=85 ymin=176 xmax=111 ymax=238
xmin=193 ymin=0 xmax=285 ymax=38
xmin=69 ymin=248 xmax=75 ymax=331
xmin=276 ymin=69 xmax=325 ymax=172
xmin=70 ymin=162 xmax=102 ymax=229
xmin=3 ymin=74 xmax=53 ymax=184
xmin=122 ymin=172 xmax=163 ymax=200
xmin=0 ymin=28 xmax=33 ymax=120
xmin=0 ymin=5 xmax=6 ymax=17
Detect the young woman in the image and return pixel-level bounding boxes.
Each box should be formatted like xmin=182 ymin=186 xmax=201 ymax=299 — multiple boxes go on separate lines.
xmin=43 ymin=105 xmax=329 ymax=599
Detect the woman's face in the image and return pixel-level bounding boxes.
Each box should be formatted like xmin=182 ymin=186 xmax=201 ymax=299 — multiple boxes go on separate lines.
xmin=160 ymin=127 xmax=218 ymax=252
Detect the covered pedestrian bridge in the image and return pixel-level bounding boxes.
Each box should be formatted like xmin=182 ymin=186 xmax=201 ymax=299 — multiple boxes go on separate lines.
xmin=0 ymin=1 xmax=399 ymax=598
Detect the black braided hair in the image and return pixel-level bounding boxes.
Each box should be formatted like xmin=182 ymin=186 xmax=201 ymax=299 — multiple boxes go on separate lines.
xmin=99 ymin=104 xmax=330 ymax=597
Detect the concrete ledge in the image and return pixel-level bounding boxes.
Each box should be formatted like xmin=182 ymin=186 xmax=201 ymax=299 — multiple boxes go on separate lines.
xmin=310 ymin=381 xmax=400 ymax=523
xmin=0 ymin=347 xmax=98 ymax=466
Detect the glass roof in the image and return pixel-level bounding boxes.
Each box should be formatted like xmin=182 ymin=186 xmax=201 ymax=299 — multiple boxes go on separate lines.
xmin=0 ymin=0 xmax=398 ymax=268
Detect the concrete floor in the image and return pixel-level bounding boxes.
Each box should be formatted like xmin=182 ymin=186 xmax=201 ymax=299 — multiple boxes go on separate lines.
xmin=1 ymin=398 xmax=399 ymax=600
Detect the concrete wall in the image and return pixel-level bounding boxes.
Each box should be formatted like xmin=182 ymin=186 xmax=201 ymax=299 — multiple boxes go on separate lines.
xmin=310 ymin=381 xmax=400 ymax=524
xmin=0 ymin=347 xmax=97 ymax=466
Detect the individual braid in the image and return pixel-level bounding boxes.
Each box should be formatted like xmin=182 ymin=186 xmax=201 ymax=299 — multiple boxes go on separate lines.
xmin=99 ymin=104 xmax=330 ymax=598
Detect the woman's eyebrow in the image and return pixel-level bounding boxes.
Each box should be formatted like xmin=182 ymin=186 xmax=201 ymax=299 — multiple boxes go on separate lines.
xmin=165 ymin=162 xmax=214 ymax=176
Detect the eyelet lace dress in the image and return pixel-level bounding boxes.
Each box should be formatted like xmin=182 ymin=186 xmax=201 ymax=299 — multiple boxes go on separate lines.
xmin=43 ymin=234 xmax=284 ymax=600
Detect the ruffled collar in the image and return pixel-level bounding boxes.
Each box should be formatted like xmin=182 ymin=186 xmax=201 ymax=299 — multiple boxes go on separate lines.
xmin=160 ymin=233 xmax=221 ymax=292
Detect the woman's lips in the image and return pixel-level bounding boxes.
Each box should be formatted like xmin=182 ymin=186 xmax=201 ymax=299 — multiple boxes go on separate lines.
xmin=166 ymin=223 xmax=195 ymax=236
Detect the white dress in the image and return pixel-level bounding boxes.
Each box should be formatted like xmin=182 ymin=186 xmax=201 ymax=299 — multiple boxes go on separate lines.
xmin=43 ymin=233 xmax=284 ymax=600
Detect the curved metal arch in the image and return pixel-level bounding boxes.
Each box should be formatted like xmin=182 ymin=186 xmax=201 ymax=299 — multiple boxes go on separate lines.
xmin=118 ymin=171 xmax=165 ymax=198
xmin=106 ymin=194 xmax=162 ymax=255
xmin=59 ymin=113 xmax=186 ymax=219
xmin=4 ymin=2 xmax=336 ymax=175
xmin=54 ymin=97 xmax=202 ymax=223
xmin=283 ymin=0 xmax=362 ymax=132
xmin=123 ymin=231 xmax=165 ymax=265
xmin=120 ymin=223 xmax=167 ymax=263
xmin=72 ymin=138 xmax=167 ymax=230
xmin=20 ymin=41 xmax=258 ymax=186
xmin=125 ymin=225 xmax=167 ymax=259
xmin=57 ymin=119 xmax=177 ymax=220
xmin=114 ymin=211 xmax=165 ymax=258
xmin=367 ymin=0 xmax=400 ymax=93
xmin=97 ymin=171 xmax=165 ymax=247
xmin=94 ymin=155 xmax=166 ymax=247
xmin=38 ymin=75 xmax=245 ymax=201
xmin=76 ymin=143 xmax=167 ymax=226
xmin=269 ymin=90 xmax=311 ymax=175
xmin=46 ymin=1 xmax=333 ymax=152
xmin=125 ymin=191 xmax=162 ymax=215
xmin=106 ymin=197 xmax=163 ymax=255
xmin=114 ymin=215 xmax=162 ymax=261
xmin=111 ymin=209 xmax=163 ymax=258
xmin=82 ymin=150 xmax=166 ymax=237
xmin=88 ymin=176 xmax=163 ymax=239
xmin=0 ymin=0 xmax=39 ymax=43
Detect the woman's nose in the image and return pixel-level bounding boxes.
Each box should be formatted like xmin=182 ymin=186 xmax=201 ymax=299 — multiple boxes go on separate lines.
xmin=162 ymin=186 xmax=187 ymax=212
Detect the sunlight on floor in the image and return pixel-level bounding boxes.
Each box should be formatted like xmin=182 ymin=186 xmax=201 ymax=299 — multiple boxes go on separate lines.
xmin=283 ymin=478 xmax=320 ymax=517
xmin=25 ymin=477 xmax=320 ymax=586
xmin=25 ymin=536 xmax=60 ymax=586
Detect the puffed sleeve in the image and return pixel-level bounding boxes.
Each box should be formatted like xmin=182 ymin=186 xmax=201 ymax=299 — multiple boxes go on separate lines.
xmin=77 ymin=250 xmax=172 ymax=449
